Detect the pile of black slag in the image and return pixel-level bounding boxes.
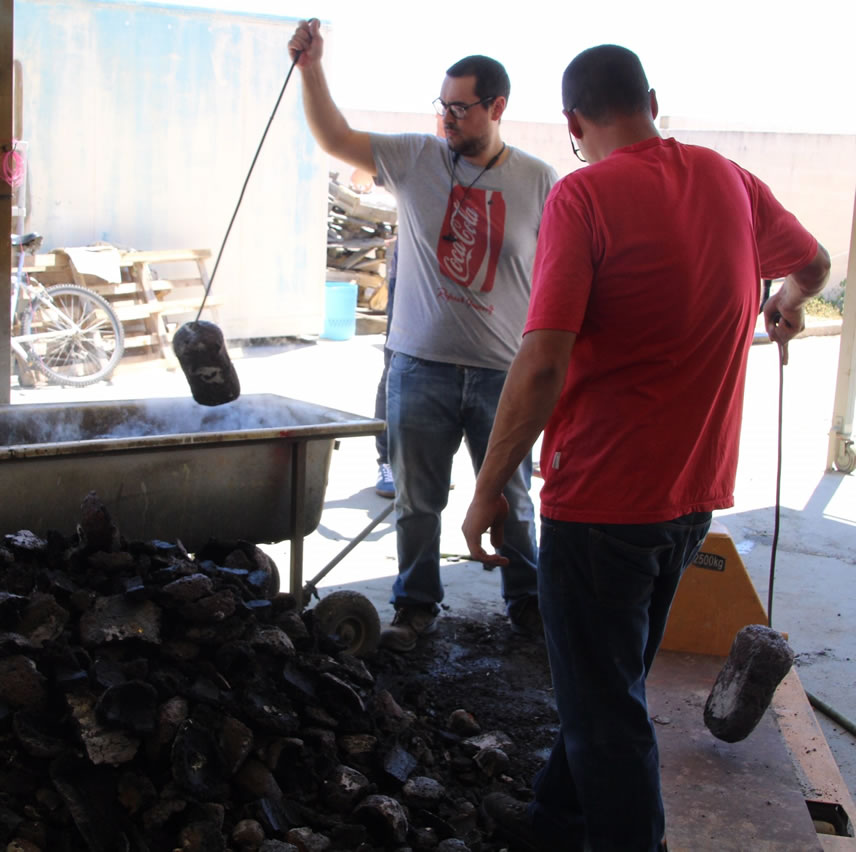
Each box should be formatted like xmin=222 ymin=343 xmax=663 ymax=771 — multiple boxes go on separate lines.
xmin=0 ymin=492 xmax=550 ymax=852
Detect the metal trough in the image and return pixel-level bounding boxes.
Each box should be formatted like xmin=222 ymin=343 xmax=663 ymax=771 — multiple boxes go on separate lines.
xmin=0 ymin=394 xmax=384 ymax=600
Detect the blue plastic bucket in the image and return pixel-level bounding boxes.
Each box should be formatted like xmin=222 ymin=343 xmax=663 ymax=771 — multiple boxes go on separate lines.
xmin=321 ymin=281 xmax=357 ymax=341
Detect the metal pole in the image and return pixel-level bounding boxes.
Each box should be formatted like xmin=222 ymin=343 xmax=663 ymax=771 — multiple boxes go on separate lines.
xmin=826 ymin=190 xmax=856 ymax=472
xmin=302 ymin=502 xmax=395 ymax=601
xmin=289 ymin=441 xmax=308 ymax=610
xmin=806 ymin=690 xmax=856 ymax=739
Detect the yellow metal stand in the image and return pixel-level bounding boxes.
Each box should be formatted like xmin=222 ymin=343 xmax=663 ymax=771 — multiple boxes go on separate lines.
xmin=661 ymin=519 xmax=769 ymax=656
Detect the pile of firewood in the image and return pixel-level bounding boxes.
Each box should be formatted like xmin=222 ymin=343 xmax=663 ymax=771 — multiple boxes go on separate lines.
xmin=327 ymin=175 xmax=397 ymax=313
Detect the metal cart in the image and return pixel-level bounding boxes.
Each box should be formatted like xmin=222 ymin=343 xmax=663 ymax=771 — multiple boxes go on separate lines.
xmin=0 ymin=393 xmax=388 ymax=655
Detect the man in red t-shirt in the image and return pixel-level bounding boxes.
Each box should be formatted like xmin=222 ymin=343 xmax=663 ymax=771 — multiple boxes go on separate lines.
xmin=463 ymin=45 xmax=830 ymax=852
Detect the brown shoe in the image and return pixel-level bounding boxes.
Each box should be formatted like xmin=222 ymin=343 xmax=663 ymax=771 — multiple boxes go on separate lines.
xmin=481 ymin=793 xmax=540 ymax=852
xmin=482 ymin=792 xmax=584 ymax=851
xmin=379 ymin=604 xmax=438 ymax=652
xmin=509 ymin=595 xmax=543 ymax=638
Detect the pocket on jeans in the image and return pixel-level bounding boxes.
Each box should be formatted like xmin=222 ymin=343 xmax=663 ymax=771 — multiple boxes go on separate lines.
xmin=393 ymin=352 xmax=442 ymax=378
xmin=587 ymin=528 xmax=674 ymax=608
xmin=391 ymin=352 xmax=422 ymax=377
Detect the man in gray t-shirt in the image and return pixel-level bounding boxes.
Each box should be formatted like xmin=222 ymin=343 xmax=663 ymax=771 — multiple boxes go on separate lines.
xmin=289 ymin=20 xmax=557 ymax=652
xmin=373 ymin=133 xmax=556 ymax=369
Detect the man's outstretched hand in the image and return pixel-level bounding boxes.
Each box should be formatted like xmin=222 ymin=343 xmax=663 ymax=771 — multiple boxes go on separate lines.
xmin=462 ymin=493 xmax=511 ymax=567
xmin=288 ymin=18 xmax=322 ymax=68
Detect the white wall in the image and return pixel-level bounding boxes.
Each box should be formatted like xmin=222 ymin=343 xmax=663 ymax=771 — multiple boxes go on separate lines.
xmin=15 ymin=0 xmax=330 ymax=339
xmin=342 ymin=108 xmax=854 ymax=293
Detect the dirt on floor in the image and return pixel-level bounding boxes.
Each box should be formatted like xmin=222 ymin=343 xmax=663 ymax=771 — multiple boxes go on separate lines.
xmin=370 ymin=610 xmax=559 ymax=809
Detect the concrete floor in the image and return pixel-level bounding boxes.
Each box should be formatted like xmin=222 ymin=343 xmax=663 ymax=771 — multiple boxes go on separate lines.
xmin=6 ymin=322 xmax=855 ymax=806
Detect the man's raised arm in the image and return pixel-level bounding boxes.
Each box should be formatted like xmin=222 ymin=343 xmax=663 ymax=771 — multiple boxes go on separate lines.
xmin=288 ymin=19 xmax=376 ymax=176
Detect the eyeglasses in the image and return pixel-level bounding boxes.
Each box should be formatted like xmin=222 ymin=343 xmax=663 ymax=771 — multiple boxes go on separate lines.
xmin=433 ymin=96 xmax=495 ymax=120
xmin=566 ymin=105 xmax=587 ymax=163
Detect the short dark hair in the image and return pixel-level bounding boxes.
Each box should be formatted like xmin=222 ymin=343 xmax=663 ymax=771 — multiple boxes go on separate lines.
xmin=562 ymin=45 xmax=649 ymax=121
xmin=446 ymin=55 xmax=510 ymax=104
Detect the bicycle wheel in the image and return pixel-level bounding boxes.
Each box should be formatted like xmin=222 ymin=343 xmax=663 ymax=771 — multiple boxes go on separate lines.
xmin=23 ymin=284 xmax=125 ymax=386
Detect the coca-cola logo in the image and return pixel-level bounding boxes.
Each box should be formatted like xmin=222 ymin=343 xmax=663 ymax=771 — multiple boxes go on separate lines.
xmin=444 ymin=203 xmax=480 ymax=282
xmin=437 ymin=186 xmax=506 ymax=292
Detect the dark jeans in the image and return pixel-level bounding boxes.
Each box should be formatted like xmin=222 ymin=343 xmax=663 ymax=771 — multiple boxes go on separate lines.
xmin=529 ymin=511 xmax=712 ymax=851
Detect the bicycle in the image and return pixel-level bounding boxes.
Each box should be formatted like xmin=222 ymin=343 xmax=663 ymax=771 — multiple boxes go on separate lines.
xmin=10 ymin=232 xmax=125 ymax=387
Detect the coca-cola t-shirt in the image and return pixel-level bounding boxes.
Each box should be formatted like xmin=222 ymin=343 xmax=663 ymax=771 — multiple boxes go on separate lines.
xmin=371 ymin=133 xmax=557 ymax=371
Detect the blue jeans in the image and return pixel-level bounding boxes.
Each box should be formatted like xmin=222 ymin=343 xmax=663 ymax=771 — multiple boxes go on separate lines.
xmin=529 ymin=511 xmax=712 ymax=852
xmin=386 ymin=352 xmax=538 ymax=611
xmin=374 ymin=270 xmax=396 ymax=464
xmin=374 ymin=345 xmax=393 ymax=464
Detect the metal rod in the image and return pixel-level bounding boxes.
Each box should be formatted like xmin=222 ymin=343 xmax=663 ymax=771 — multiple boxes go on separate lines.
xmin=303 ymin=502 xmax=395 ymax=600
xmin=768 ymin=342 xmax=785 ymax=627
xmin=806 ymin=690 xmax=856 ymax=738
xmin=289 ymin=442 xmax=308 ymax=610
xmin=196 ymin=54 xmax=301 ymax=321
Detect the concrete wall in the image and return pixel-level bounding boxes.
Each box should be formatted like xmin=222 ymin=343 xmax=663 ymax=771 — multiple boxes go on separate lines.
xmin=14 ymin=0 xmax=330 ymax=339
xmin=342 ymin=108 xmax=854 ymax=293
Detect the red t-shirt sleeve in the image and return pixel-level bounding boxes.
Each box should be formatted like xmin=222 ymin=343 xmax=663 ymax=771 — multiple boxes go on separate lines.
xmin=739 ymin=167 xmax=818 ymax=279
xmin=525 ymin=180 xmax=595 ymax=335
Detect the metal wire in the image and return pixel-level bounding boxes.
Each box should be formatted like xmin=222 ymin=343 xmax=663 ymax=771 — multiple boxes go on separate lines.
xmin=767 ymin=339 xmax=855 ymax=741
xmin=195 ymin=55 xmax=301 ymax=321
xmin=767 ymin=341 xmax=785 ymax=627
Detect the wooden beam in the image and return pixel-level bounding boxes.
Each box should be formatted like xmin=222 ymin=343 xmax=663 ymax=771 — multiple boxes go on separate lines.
xmin=119 ymin=248 xmax=211 ymax=265
xmin=1 ymin=0 xmax=13 ymax=404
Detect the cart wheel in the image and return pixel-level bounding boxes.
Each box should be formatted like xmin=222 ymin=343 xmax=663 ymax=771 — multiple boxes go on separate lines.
xmin=834 ymin=441 xmax=856 ymax=474
xmin=313 ymin=590 xmax=381 ymax=658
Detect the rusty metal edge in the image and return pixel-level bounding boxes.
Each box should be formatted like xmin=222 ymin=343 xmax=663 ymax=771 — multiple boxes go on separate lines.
xmin=773 ymin=667 xmax=856 ymax=847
